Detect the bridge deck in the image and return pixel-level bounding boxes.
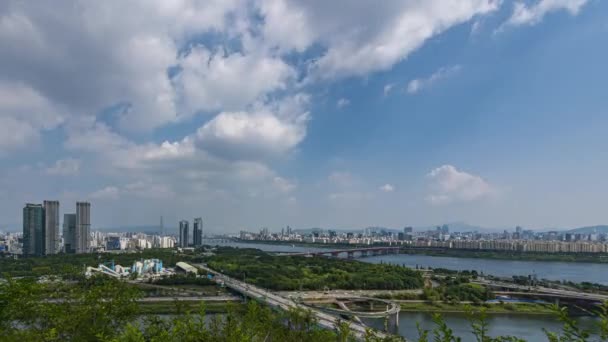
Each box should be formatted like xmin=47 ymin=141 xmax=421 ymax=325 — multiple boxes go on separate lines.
xmin=197 ymin=264 xmax=392 ymax=340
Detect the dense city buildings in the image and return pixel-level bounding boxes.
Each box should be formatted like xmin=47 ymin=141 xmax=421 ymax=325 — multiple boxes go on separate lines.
xmin=179 ymin=220 xmax=189 ymax=248
xmin=43 ymin=200 xmax=60 ymax=255
xmin=22 ymin=203 xmax=45 ymax=256
xmin=193 ymin=218 xmax=203 ymax=247
xmin=238 ymin=225 xmax=608 ymax=254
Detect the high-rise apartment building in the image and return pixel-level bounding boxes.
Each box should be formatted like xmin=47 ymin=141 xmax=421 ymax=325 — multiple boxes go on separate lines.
xmin=179 ymin=220 xmax=189 ymax=247
xmin=43 ymin=200 xmax=60 ymax=255
xmin=75 ymin=202 xmax=91 ymax=254
xmin=193 ymin=218 xmax=203 ymax=246
xmin=23 ymin=203 xmax=44 ymax=256
xmin=63 ymin=213 xmax=76 ymax=253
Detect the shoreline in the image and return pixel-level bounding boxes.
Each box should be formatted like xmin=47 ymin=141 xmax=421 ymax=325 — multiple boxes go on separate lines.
xmin=224 ymin=239 xmax=608 ymax=264
xmin=397 ymin=302 xmax=556 ymax=315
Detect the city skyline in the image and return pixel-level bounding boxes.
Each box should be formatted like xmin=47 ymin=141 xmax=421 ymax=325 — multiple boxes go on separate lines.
xmin=1 ymin=1 xmax=608 ymax=230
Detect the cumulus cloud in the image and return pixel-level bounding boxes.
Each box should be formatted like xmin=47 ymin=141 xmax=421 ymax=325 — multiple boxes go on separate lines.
xmin=504 ymin=0 xmax=588 ymax=27
xmin=0 ymin=82 xmax=64 ymax=151
xmin=45 ymin=158 xmax=80 ymax=176
xmin=328 ymin=171 xmax=356 ymax=188
xmin=379 ymin=184 xmax=395 ymax=192
xmin=293 ymin=1 xmax=500 ymax=80
xmin=407 ymin=65 xmax=462 ymax=94
xmin=175 ymin=46 xmax=294 ymax=115
xmin=336 ymin=98 xmax=350 ymax=108
xmin=383 ymin=83 xmax=395 ymax=97
xmin=195 ymin=95 xmax=310 ymax=160
xmin=426 ymin=165 xmax=495 ymax=205
xmin=90 ymin=186 xmax=120 ymax=200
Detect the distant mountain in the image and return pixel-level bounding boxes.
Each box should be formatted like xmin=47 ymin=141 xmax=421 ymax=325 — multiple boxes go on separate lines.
xmin=563 ymin=225 xmax=608 ymax=234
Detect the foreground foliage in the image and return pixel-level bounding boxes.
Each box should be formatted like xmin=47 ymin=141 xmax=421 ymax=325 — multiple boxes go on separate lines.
xmin=2 ymin=276 xmax=608 ymax=341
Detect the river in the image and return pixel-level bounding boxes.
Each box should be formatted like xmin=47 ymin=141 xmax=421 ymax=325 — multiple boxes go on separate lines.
xmin=204 ymin=240 xmax=604 ymax=340
xmin=363 ymin=312 xmax=599 ymax=341
xmin=205 ymin=240 xmax=608 ymax=284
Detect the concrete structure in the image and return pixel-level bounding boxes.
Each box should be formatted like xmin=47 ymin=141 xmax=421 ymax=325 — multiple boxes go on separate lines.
xmin=23 ymin=203 xmax=44 ymax=256
xmin=63 ymin=213 xmax=76 ymax=253
xmin=179 ymin=220 xmax=189 ymax=247
xmin=75 ymin=202 xmax=91 ymax=254
xmin=286 ymin=246 xmax=401 ymax=258
xmin=197 ymin=264 xmax=389 ymax=340
xmin=176 ymin=261 xmax=198 ymax=274
xmin=43 ymin=200 xmax=60 ymax=255
xmin=193 ymin=217 xmax=203 ymax=247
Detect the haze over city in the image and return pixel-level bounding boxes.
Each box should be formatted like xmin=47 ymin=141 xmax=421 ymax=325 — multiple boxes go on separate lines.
xmin=1 ymin=0 xmax=607 ymax=232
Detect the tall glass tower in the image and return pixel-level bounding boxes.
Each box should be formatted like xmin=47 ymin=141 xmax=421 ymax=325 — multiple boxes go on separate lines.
xmin=193 ymin=217 xmax=203 ymax=246
xmin=23 ymin=203 xmax=44 ymax=256
xmin=43 ymin=200 xmax=60 ymax=255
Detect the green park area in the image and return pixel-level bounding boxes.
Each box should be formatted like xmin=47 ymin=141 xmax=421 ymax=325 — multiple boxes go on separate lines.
xmin=205 ymin=247 xmax=424 ymax=291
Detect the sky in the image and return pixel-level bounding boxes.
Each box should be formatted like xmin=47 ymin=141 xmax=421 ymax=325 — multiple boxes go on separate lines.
xmin=1 ymin=0 xmax=607 ymax=233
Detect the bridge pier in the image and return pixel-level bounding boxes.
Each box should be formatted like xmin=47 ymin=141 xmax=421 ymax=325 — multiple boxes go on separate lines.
xmin=361 ymin=250 xmax=368 ymax=257
xmin=347 ymin=251 xmax=354 ymax=259
xmin=331 ymin=252 xmax=340 ymax=258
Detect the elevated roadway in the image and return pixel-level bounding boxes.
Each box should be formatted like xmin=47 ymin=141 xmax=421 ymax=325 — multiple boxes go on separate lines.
xmin=475 ymin=280 xmax=608 ymax=302
xmin=196 ymin=264 xmax=393 ymax=340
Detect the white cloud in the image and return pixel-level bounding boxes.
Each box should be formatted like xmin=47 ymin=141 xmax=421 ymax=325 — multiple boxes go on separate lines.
xmin=336 ymin=98 xmax=350 ymax=108
xmin=383 ymin=83 xmax=395 ymax=97
xmin=407 ymin=65 xmax=462 ymax=94
xmin=90 ymin=186 xmax=120 ymax=200
xmin=196 ymin=95 xmax=310 ymax=160
xmin=379 ymin=184 xmax=395 ymax=192
xmin=175 ymin=46 xmax=294 ymax=115
xmin=45 ymin=158 xmax=80 ymax=176
xmin=504 ymin=0 xmax=588 ymax=27
xmin=288 ymin=1 xmax=500 ymax=80
xmin=0 ymin=82 xmax=65 ymax=151
xmin=328 ymin=171 xmax=356 ymax=188
xmin=273 ymin=176 xmax=296 ymax=193
xmin=426 ymin=165 xmax=495 ymax=205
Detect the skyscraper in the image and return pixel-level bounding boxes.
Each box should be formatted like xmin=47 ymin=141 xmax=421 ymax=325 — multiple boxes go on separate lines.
xmin=193 ymin=218 xmax=203 ymax=247
xmin=75 ymin=202 xmax=91 ymax=254
xmin=179 ymin=220 xmax=189 ymax=247
xmin=63 ymin=213 xmax=76 ymax=253
xmin=43 ymin=200 xmax=59 ymax=255
xmin=23 ymin=203 xmax=44 ymax=256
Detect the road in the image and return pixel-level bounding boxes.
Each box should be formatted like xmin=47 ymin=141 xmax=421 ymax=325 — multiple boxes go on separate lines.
xmin=475 ymin=279 xmax=608 ymax=301
xmin=196 ymin=264 xmax=392 ymax=340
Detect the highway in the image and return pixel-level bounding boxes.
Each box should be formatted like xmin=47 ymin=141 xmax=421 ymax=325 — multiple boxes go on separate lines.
xmin=475 ymin=279 xmax=608 ymax=302
xmin=196 ymin=264 xmax=391 ymax=340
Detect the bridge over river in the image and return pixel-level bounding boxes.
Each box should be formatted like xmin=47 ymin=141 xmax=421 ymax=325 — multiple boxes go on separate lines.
xmin=283 ymin=246 xmax=401 ymax=259
xmin=196 ymin=264 xmax=398 ymax=340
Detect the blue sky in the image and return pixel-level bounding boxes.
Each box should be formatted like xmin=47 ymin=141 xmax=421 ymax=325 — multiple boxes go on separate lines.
xmin=0 ymin=0 xmax=606 ymax=232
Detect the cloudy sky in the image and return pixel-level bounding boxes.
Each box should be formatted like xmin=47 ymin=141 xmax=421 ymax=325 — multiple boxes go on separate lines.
xmin=1 ymin=0 xmax=606 ymax=232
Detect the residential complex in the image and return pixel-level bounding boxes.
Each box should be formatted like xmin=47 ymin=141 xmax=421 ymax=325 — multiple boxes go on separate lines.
xmin=238 ymin=225 xmax=608 ymax=254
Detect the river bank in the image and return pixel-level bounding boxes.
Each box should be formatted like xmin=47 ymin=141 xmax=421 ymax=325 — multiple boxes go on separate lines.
xmin=397 ymin=301 xmax=555 ymax=315
xmin=224 ymin=239 xmax=608 ymax=264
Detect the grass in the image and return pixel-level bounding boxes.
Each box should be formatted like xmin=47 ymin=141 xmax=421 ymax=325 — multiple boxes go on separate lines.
xmin=399 ymin=302 xmax=555 ymax=315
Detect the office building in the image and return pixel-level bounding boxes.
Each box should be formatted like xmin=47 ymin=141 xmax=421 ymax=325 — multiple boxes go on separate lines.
xmin=193 ymin=218 xmax=203 ymax=246
xmin=75 ymin=202 xmax=91 ymax=254
xmin=43 ymin=200 xmax=60 ymax=255
xmin=23 ymin=203 xmax=44 ymax=256
xmin=63 ymin=213 xmax=76 ymax=253
xmin=179 ymin=220 xmax=189 ymax=247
